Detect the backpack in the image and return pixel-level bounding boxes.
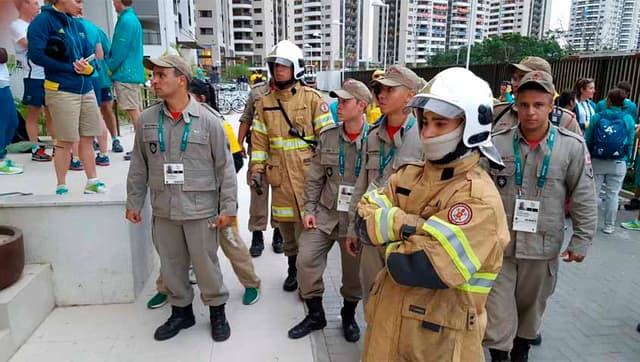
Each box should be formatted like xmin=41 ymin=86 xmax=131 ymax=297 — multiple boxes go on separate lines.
xmin=590 ymin=111 xmax=628 ymax=159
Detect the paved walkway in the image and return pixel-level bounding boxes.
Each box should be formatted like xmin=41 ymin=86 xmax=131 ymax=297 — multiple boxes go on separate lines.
xmin=6 ymin=112 xmax=640 ymax=361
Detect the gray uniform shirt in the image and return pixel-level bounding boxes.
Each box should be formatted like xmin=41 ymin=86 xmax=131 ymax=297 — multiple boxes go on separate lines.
xmin=126 ymin=97 xmax=238 ymax=220
xmin=346 ymin=115 xmax=424 ymax=237
xmin=488 ymin=124 xmax=597 ymax=259
xmin=239 ymin=82 xmax=270 ymax=126
xmin=304 ymin=121 xmax=368 ymax=238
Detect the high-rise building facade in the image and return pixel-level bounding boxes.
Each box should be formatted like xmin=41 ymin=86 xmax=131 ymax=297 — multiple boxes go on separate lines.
xmin=485 ymin=0 xmax=552 ymax=39
xmin=568 ymin=0 xmax=639 ymax=52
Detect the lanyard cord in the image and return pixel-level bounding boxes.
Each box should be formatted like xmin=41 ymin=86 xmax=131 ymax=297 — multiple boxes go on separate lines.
xmin=513 ymin=127 xmax=556 ymax=196
xmin=339 ymin=121 xmax=369 ymax=178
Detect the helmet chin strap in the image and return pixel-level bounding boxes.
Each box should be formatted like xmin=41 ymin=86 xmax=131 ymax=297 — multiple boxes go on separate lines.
xmin=274 ymin=78 xmax=296 ymax=89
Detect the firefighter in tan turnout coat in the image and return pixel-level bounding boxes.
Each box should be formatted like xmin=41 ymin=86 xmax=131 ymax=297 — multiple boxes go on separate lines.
xmin=355 ymin=68 xmax=510 ymax=361
xmin=250 ymin=40 xmax=333 ymax=291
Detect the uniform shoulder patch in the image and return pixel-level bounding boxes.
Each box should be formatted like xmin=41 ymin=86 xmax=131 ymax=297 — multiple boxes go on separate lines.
xmin=448 ymin=203 xmax=473 ymax=225
xmin=320 ymin=102 xmax=329 ymax=113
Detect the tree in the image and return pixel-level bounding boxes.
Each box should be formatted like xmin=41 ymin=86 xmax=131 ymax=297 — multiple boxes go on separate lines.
xmin=223 ymin=64 xmax=250 ymax=80
xmin=429 ymin=34 xmax=568 ymax=66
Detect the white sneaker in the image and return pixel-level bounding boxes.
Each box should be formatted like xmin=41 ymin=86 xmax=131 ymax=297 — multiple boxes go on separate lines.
xmin=602 ymin=225 xmax=615 ymax=234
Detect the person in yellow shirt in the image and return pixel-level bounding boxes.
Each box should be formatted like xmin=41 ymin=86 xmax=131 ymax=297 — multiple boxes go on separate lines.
xmin=366 ymin=69 xmax=384 ymax=124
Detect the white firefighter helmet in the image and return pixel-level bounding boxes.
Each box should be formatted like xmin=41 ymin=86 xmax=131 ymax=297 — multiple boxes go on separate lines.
xmin=265 ymin=40 xmax=305 ymax=80
xmin=406 ymin=67 xmax=503 ymax=166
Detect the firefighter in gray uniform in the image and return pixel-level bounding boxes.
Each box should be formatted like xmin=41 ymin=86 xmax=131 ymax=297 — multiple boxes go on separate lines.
xmin=126 ymin=55 xmax=237 ymax=343
xmin=483 ymin=71 xmax=597 ymax=362
xmin=492 ymin=56 xmax=581 ymax=135
xmin=288 ymin=79 xmax=371 ymax=342
xmin=345 ymin=66 xmax=425 ymax=304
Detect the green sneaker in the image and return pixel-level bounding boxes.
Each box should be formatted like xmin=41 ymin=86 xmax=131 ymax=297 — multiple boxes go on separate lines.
xmin=242 ymin=287 xmax=260 ymax=305
xmin=0 ymin=160 xmax=23 ymax=175
xmin=84 ymin=181 xmax=106 ymax=194
xmin=621 ymin=219 xmax=640 ymax=231
xmin=147 ymin=293 xmax=168 ymax=309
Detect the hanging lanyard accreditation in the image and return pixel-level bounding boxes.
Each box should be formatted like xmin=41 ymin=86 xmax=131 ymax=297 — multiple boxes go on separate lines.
xmin=336 ymin=122 xmax=369 ymax=212
xmin=158 ymin=110 xmax=192 ymax=185
xmin=379 ymin=116 xmax=416 ymax=178
xmin=511 ymin=127 xmax=556 ymax=233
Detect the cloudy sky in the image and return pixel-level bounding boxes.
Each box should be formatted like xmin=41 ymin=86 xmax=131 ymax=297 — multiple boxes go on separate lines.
xmin=550 ymin=0 xmax=572 ymax=30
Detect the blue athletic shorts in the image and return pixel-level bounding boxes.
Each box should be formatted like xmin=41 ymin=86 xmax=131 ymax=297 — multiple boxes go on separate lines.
xmin=91 ymin=78 xmax=102 ymax=106
xmin=101 ymin=87 xmax=113 ymax=103
xmin=22 ymin=78 xmax=45 ymax=107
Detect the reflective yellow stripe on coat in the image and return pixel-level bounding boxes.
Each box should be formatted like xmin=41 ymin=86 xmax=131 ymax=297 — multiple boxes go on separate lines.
xmin=269 ymin=136 xmax=316 ymax=151
xmin=272 ymin=206 xmax=295 ymax=218
xmin=313 ymin=113 xmax=334 ymax=131
xmin=422 ymin=216 xmax=481 ymax=281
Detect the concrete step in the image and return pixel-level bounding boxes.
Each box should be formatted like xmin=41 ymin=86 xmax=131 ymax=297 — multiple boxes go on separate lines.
xmin=0 ymin=264 xmax=54 ymax=362
xmin=0 ymin=329 xmax=11 ymax=362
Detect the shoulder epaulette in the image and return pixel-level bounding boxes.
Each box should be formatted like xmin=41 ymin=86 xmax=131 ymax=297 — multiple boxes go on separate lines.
xmin=557 ymin=126 xmax=585 ymax=143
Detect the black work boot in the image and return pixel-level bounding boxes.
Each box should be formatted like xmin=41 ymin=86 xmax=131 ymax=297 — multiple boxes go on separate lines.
xmin=530 ymin=332 xmax=542 ymax=346
xmin=249 ymin=231 xmax=264 ymax=257
xmin=210 ymin=304 xmax=231 ymax=342
xmin=341 ymin=300 xmax=360 ymax=342
xmin=489 ymin=349 xmax=510 ymax=362
xmin=510 ymin=336 xmax=533 ymax=362
xmin=283 ymin=255 xmax=298 ymax=292
xmin=288 ymin=297 xmax=327 ymax=339
xmin=154 ymin=304 xmax=196 ymax=341
xmin=272 ymin=227 xmax=284 ymax=253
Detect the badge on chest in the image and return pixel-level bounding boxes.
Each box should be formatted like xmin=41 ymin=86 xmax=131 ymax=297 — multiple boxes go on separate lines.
xmin=336 ymin=184 xmax=355 ymax=212
xmin=164 ymin=163 xmax=184 ymax=184
xmin=512 ymin=198 xmax=540 ymax=233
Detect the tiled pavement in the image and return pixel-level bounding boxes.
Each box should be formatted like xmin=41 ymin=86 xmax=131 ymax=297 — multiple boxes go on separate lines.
xmin=315 ymin=208 xmax=640 ymax=361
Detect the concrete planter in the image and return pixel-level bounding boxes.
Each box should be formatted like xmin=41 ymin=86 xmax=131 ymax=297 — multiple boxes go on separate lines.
xmin=0 ymin=225 xmax=24 ymax=290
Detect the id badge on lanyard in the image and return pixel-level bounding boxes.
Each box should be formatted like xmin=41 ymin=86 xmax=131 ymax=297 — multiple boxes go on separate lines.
xmin=511 ymin=127 xmax=556 ymax=233
xmin=159 ymin=110 xmax=192 ymax=185
xmin=512 ymin=198 xmax=540 ymax=233
xmin=336 ymin=184 xmax=355 ymax=212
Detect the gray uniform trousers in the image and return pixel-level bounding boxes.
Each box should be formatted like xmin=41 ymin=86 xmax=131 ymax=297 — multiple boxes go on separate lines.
xmin=359 ymin=244 xmax=385 ymax=305
xmin=152 ymin=216 xmax=229 ymax=307
xmin=483 ymin=257 xmax=559 ymax=351
xmin=297 ymin=227 xmax=362 ymax=302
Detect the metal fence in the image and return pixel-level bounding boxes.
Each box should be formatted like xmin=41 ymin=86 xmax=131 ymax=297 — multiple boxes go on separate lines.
xmin=345 ymin=54 xmax=640 ymax=106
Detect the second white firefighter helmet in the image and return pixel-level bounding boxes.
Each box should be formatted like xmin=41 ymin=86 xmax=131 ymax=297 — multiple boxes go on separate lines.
xmin=265 ymin=40 xmax=305 ymax=80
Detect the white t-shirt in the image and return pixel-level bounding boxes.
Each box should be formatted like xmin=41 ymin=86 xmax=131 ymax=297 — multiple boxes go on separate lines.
xmin=9 ymin=18 xmax=45 ymax=79
xmin=0 ymin=63 xmax=10 ymax=83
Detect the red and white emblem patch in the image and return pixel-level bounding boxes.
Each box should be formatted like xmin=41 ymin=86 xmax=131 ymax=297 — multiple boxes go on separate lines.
xmin=448 ymin=203 xmax=472 ymax=225
xmin=320 ymin=102 xmax=329 ymax=113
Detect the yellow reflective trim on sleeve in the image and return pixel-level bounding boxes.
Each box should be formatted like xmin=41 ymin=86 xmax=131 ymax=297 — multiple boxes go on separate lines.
xmin=251 ymin=150 xmax=268 ymax=162
xmin=375 ymin=207 xmax=397 ymax=244
xmin=455 ymin=272 xmax=497 ymax=294
xmin=252 ymin=119 xmax=268 ymax=134
xmin=363 ymin=189 xmax=393 ymax=208
xmin=272 ymin=206 xmax=295 ymax=218
xmin=313 ymin=114 xmax=334 ymax=131
xmin=422 ymin=216 xmax=481 ymax=281
xmin=373 ymin=208 xmax=385 ymax=245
